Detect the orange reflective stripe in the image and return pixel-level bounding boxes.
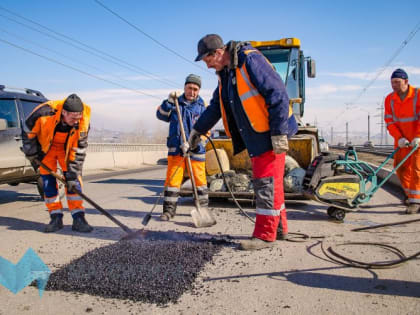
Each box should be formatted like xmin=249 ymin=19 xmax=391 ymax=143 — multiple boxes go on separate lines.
xmin=235 ymin=64 xmax=269 ymax=132
xmin=218 ymin=80 xmax=232 ymax=138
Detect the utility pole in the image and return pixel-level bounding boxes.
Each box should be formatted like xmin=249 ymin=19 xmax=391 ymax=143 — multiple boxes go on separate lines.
xmin=346 ymin=122 xmax=349 ymax=145
xmin=331 ymin=126 xmax=333 ymax=144
xmin=368 ymin=114 xmax=370 ymax=141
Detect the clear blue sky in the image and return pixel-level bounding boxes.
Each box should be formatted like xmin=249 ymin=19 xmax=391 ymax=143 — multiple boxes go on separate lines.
xmin=1 ymin=0 xmax=419 ymax=143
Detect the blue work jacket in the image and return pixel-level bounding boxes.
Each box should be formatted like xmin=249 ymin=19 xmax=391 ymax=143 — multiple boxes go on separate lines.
xmin=156 ymin=94 xmax=206 ymax=161
xmin=193 ymin=42 xmax=297 ymax=157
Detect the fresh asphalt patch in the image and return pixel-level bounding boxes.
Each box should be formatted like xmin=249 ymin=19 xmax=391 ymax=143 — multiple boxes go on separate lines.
xmin=43 ymin=232 xmax=228 ymax=305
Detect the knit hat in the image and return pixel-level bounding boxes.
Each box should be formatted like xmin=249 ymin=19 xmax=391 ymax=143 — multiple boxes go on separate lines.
xmin=195 ymin=34 xmax=224 ymax=61
xmin=391 ymin=68 xmax=408 ymax=80
xmin=185 ymin=74 xmax=201 ymax=88
xmin=63 ymin=94 xmax=83 ymax=112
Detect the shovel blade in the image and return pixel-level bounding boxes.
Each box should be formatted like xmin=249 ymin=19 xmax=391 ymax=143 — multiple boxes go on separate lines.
xmin=142 ymin=213 xmax=152 ymax=226
xmin=191 ymin=205 xmax=216 ymax=228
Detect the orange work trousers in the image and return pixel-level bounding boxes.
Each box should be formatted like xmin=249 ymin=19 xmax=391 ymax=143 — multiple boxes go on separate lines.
xmin=395 ymin=147 xmax=420 ymax=204
xmin=39 ymin=131 xmax=84 ymax=214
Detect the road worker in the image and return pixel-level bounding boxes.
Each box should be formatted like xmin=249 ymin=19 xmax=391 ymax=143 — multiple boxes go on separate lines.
xmin=156 ymin=74 xmax=208 ymax=221
xmin=22 ymin=94 xmax=93 ymax=232
xmin=188 ymin=34 xmax=298 ymax=250
xmin=384 ymin=68 xmax=420 ymax=214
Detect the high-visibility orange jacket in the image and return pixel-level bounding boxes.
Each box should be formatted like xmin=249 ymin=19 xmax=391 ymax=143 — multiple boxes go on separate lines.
xmin=384 ymin=85 xmax=420 ymax=144
xmin=384 ymin=85 xmax=420 ymax=205
xmin=23 ymin=99 xmax=91 ymax=176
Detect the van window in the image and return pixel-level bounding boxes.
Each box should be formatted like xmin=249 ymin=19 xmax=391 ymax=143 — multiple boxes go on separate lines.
xmin=20 ymin=100 xmax=43 ymax=121
xmin=0 ymin=99 xmax=18 ymax=128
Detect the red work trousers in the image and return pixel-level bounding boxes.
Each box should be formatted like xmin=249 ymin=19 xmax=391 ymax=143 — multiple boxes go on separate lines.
xmin=251 ymin=150 xmax=287 ymax=241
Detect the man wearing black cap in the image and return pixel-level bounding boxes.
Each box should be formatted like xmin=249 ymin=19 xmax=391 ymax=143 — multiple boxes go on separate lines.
xmin=156 ymin=74 xmax=209 ymax=221
xmin=384 ymin=68 xmax=420 ymax=214
xmin=190 ymin=34 xmax=298 ymax=250
xmin=22 ymin=94 xmax=93 ymax=232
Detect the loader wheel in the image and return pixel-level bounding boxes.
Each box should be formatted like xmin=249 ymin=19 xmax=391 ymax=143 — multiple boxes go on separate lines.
xmin=327 ymin=206 xmax=346 ymax=221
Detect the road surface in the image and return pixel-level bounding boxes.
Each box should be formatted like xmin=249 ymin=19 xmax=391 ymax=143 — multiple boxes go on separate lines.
xmin=0 ymin=166 xmax=419 ymax=314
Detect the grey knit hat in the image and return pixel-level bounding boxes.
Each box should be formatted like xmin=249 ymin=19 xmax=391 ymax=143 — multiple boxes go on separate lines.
xmin=185 ymin=74 xmax=201 ymax=88
xmin=63 ymin=94 xmax=83 ymax=112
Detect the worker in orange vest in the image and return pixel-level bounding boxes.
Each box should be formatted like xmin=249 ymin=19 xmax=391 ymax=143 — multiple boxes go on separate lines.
xmin=384 ymin=69 xmax=420 ymax=214
xmin=188 ymin=34 xmax=298 ymax=250
xmin=22 ymin=94 xmax=94 ymax=232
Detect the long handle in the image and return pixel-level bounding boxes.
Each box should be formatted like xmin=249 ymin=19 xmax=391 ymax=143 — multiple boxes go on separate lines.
xmin=173 ymin=95 xmax=201 ymax=204
xmin=35 ymin=159 xmax=133 ymax=234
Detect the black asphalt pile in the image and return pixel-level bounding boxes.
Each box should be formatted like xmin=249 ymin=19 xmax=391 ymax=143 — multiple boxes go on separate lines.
xmin=45 ymin=239 xmax=222 ymax=305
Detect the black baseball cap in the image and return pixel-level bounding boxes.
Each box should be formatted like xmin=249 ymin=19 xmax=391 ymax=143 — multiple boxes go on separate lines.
xmin=195 ymin=34 xmax=224 ymax=61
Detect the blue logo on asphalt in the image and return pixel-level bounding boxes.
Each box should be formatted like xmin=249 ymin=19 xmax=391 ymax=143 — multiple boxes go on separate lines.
xmin=0 ymin=248 xmax=50 ymax=297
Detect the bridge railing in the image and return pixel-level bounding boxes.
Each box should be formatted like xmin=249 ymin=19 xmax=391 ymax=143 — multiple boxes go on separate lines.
xmin=84 ymin=143 xmax=167 ymax=170
xmin=87 ymin=143 xmax=167 ymax=152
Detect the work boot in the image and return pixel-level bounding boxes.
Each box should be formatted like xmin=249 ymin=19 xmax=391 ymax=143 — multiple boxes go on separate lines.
xmin=239 ymin=238 xmax=275 ymax=251
xmin=44 ymin=213 xmax=64 ymax=233
xmin=405 ymin=204 xmax=420 ymax=214
xmin=277 ymin=233 xmax=289 ymax=241
xmin=72 ymin=212 xmax=93 ymax=233
xmin=159 ymin=211 xmax=172 ymax=221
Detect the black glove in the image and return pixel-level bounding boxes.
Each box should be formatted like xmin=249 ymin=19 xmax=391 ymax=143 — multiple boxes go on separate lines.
xmin=65 ymin=171 xmax=80 ymax=193
xmin=188 ymin=129 xmax=202 ymax=151
xmin=20 ymin=146 xmax=42 ymax=171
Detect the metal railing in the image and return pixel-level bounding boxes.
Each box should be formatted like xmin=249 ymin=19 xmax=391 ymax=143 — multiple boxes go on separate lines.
xmin=330 ymin=145 xmax=394 ymax=156
xmin=87 ymin=143 xmax=167 ymax=153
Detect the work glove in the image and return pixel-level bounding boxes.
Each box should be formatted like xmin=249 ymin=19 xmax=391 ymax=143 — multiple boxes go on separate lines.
xmin=180 ymin=141 xmax=190 ymax=156
xmin=411 ymin=137 xmax=420 ymax=147
xmin=188 ymin=129 xmax=202 ymax=151
xmin=271 ymin=135 xmax=289 ymax=154
xmin=65 ymin=171 xmax=80 ymax=194
xmin=398 ymin=137 xmax=410 ymax=148
xmin=167 ymin=92 xmax=177 ymax=104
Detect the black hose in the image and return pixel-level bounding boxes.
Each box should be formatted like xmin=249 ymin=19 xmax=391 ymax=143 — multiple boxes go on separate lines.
xmin=205 ymin=135 xmax=256 ymax=224
xmin=204 ymin=135 xmax=420 ymax=268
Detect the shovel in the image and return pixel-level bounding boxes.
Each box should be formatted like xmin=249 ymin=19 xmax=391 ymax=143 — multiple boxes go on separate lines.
xmin=173 ymin=94 xmax=216 ymax=228
xmin=34 ymin=158 xmax=140 ymax=238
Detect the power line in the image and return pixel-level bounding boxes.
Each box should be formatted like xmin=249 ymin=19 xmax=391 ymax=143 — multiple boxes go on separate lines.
xmin=0 ymin=27 xmax=170 ymax=94
xmin=329 ymin=19 xmax=420 ymax=128
xmin=0 ymin=5 xmax=180 ymax=88
xmin=0 ymin=37 xmax=162 ymax=100
xmin=94 ymin=0 xmax=211 ymax=74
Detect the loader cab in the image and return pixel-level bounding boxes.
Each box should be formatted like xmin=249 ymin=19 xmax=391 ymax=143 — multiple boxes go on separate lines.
xmin=250 ymin=38 xmax=316 ymax=119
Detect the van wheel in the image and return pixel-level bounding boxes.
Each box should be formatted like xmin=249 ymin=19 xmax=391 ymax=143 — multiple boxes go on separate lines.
xmin=36 ymin=177 xmax=44 ymax=200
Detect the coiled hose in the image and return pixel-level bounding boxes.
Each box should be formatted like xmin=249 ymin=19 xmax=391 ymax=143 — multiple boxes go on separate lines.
xmin=205 ymin=135 xmax=420 ymax=268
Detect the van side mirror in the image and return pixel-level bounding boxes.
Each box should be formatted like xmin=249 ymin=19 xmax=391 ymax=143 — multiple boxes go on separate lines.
xmin=0 ymin=118 xmax=7 ymax=131
xmin=307 ymin=59 xmax=316 ymax=78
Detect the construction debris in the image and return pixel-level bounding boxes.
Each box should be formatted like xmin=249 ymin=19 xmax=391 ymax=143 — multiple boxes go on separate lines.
xmin=206 ymin=155 xmax=305 ymax=194
xmin=45 ymin=238 xmax=221 ymax=305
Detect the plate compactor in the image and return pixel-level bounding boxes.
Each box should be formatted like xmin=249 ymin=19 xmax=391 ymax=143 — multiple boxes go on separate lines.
xmin=302 ymin=145 xmax=418 ymax=221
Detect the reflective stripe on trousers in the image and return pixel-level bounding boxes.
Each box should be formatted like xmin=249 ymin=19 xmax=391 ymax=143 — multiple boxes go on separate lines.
xmin=164 ymin=155 xmax=208 ymax=212
xmin=251 ymin=150 xmax=287 ymax=241
xmin=41 ymin=174 xmax=85 ymax=213
xmin=396 ymin=147 xmax=420 ymax=204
